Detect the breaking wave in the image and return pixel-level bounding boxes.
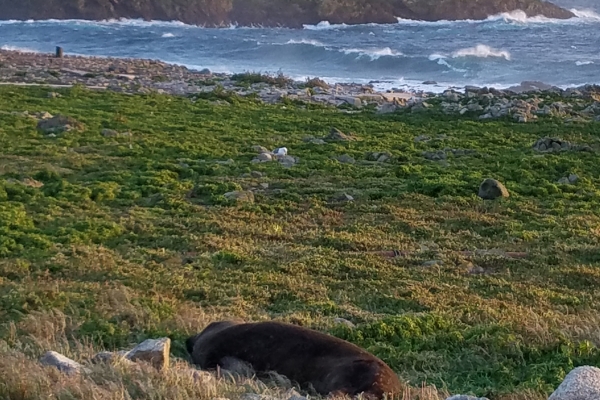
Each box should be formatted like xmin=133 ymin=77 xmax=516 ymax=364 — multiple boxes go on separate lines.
xmin=451 ymin=45 xmax=511 ymax=60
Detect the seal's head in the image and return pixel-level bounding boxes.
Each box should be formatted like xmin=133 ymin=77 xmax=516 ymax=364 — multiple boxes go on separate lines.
xmin=186 ymin=320 xmax=242 ymax=356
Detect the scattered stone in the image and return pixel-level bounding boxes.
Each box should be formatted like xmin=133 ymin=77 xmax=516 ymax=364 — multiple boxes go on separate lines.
xmin=37 ymin=114 xmax=83 ymax=134
xmin=568 ymin=173 xmax=579 ymax=183
xmin=423 ymin=150 xmax=447 ymax=161
xmin=332 ymin=193 xmax=354 ymax=203
xmin=376 ymin=103 xmax=400 ymax=114
xmin=333 ymin=317 xmax=356 ymax=328
xmin=47 ymin=91 xmax=62 ymax=98
xmin=414 ymin=135 xmax=430 ymax=143
xmin=259 ymin=183 xmax=269 ymax=189
xmin=253 ymin=153 xmax=274 ymax=163
xmin=250 ymin=171 xmax=263 ymax=178
xmin=92 ymin=350 xmax=134 ymax=365
xmin=279 ymin=155 xmax=297 ymax=167
xmin=325 ymin=127 xmax=355 ymax=142
xmin=548 ymin=366 xmax=600 ymax=400
xmin=101 ymin=128 xmax=119 ymax=137
xmin=478 ymin=178 xmax=509 ymax=200
xmin=36 ymin=111 xmax=53 ymax=120
xmin=337 ymin=154 xmax=355 ymax=164
xmin=252 ymin=145 xmax=270 ymax=154
xmin=125 ymin=337 xmax=171 ymax=370
xmin=467 ymin=264 xmax=485 ymax=275
xmin=411 ymin=101 xmax=432 ymax=113
xmin=224 ymin=191 xmax=255 ymax=204
xmin=40 ymin=351 xmax=86 ymax=375
xmin=533 ymin=137 xmax=593 ymax=153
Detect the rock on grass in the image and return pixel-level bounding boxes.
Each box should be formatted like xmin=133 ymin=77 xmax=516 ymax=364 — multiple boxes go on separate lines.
xmin=40 ymin=351 xmax=87 ymax=375
xmin=548 ymin=366 xmax=600 ymax=400
xmin=125 ymin=337 xmax=171 ymax=370
xmin=37 ymin=114 xmax=83 ymax=134
xmin=478 ymin=178 xmax=509 ymax=200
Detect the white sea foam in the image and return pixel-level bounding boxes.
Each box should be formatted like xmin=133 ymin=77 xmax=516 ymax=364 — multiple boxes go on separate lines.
xmin=451 ymin=44 xmax=511 ymax=60
xmin=285 ymin=39 xmax=325 ymax=47
xmin=575 ymin=60 xmax=594 ymax=66
xmin=303 ymin=21 xmax=349 ymax=30
xmin=0 ymin=45 xmax=40 ymax=53
xmin=161 ymin=32 xmax=176 ymax=38
xmin=342 ymin=47 xmax=403 ymax=60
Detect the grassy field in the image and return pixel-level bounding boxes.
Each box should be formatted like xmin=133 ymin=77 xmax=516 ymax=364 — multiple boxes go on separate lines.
xmin=0 ymin=85 xmax=599 ymax=400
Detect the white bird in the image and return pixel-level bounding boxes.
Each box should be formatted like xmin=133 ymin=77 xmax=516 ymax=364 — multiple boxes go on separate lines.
xmin=272 ymin=147 xmax=288 ymax=156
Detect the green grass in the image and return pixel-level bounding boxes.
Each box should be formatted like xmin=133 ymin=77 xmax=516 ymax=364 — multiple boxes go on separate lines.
xmin=0 ymin=85 xmax=599 ymax=400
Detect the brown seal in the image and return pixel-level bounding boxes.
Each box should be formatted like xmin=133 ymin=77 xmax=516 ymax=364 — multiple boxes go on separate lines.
xmin=186 ymin=320 xmax=403 ymax=399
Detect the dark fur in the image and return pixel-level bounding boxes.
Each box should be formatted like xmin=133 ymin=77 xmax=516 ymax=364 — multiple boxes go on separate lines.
xmin=186 ymin=320 xmax=403 ymax=399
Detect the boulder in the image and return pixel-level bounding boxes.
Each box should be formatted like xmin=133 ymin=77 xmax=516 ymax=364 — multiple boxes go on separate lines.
xmin=279 ymin=155 xmax=297 ymax=167
xmin=548 ymin=366 xmax=600 ymax=400
xmin=101 ymin=128 xmax=119 ymax=137
xmin=224 ymin=191 xmax=255 ymax=204
xmin=40 ymin=351 xmax=87 ymax=375
xmin=325 ymin=127 xmax=355 ymax=142
xmin=37 ymin=114 xmax=83 ymax=134
xmin=333 ymin=317 xmax=356 ymax=328
xmin=337 ymin=154 xmax=355 ymax=164
xmin=125 ymin=337 xmax=171 ymax=370
xmin=252 ymin=145 xmax=270 ymax=153
xmin=478 ymin=178 xmax=509 ymax=200
xmin=253 ymin=153 xmax=274 ymax=163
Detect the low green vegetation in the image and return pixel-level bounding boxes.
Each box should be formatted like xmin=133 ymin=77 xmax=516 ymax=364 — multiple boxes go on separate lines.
xmin=0 ymin=85 xmax=599 ymax=399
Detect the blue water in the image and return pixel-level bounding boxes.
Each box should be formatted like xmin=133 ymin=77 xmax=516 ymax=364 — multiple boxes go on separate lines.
xmin=1 ymin=0 xmax=599 ymax=92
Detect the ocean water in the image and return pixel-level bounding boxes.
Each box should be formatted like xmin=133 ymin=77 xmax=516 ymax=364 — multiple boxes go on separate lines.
xmin=1 ymin=0 xmax=599 ymax=92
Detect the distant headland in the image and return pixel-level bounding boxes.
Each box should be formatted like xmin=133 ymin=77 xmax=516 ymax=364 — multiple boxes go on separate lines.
xmin=0 ymin=0 xmax=575 ymax=28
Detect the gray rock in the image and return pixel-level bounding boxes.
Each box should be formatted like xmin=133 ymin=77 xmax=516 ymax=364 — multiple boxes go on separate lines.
xmin=337 ymin=154 xmax=355 ymax=164
xmin=423 ymin=151 xmax=447 ymax=161
xmin=376 ymin=103 xmax=400 ymax=114
xmin=445 ymin=396 xmax=489 ymax=400
xmin=557 ymin=177 xmax=570 ymax=185
xmin=325 ymin=127 xmax=354 ymax=142
xmin=37 ymin=114 xmax=83 ymax=134
xmin=40 ymin=351 xmax=87 ymax=375
xmin=414 ymin=135 xmax=430 ymax=142
xmin=126 ymin=337 xmax=171 ymax=370
xmin=101 ymin=128 xmax=119 ymax=137
xmin=250 ymin=171 xmax=263 ymax=178
xmin=279 ymin=155 xmax=297 ymax=167
xmin=548 ymin=366 xmax=600 ymax=400
xmin=332 ymin=193 xmax=354 ymax=203
xmin=568 ymin=173 xmax=579 ymax=183
xmin=478 ymin=178 xmax=509 ymax=200
xmin=224 ymin=191 xmax=255 ymax=204
xmin=253 ymin=153 xmax=273 ymax=163
xmin=333 ymin=317 xmax=356 ymax=328
xmin=252 ymin=145 xmax=270 ymax=154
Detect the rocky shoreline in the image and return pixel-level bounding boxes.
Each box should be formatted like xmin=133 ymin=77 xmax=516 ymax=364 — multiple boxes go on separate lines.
xmin=0 ymin=0 xmax=574 ymax=28
xmin=1 ymin=49 xmax=600 ymax=124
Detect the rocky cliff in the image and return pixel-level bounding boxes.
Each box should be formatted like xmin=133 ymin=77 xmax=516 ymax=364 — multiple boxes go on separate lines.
xmin=0 ymin=0 xmax=575 ymax=27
